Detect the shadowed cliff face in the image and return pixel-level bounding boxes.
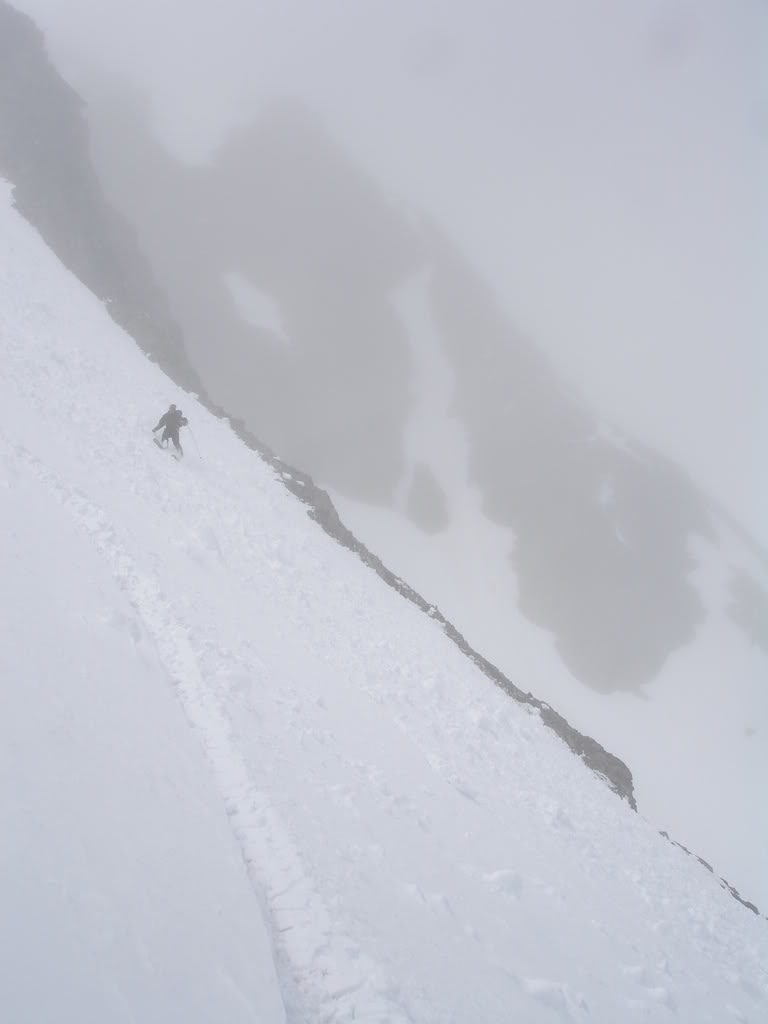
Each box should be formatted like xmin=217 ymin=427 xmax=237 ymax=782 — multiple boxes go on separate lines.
xmin=0 ymin=3 xmax=201 ymax=395
xmin=206 ymin=105 xmax=423 ymax=499
xmin=86 ymin=95 xmax=422 ymax=502
xmin=81 ymin=86 xmax=727 ymax=694
xmin=426 ymin=234 xmax=715 ymax=690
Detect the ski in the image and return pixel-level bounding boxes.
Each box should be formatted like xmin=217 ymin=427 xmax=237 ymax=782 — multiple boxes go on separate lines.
xmin=153 ymin=437 xmax=182 ymax=460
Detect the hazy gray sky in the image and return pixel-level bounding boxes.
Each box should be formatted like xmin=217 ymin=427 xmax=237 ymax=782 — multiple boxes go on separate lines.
xmin=15 ymin=0 xmax=768 ymax=541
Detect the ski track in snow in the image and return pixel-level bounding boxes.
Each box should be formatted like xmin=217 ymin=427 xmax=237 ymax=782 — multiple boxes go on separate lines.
xmin=2 ymin=190 xmax=767 ymax=1023
xmin=0 ymin=435 xmax=415 ymax=1024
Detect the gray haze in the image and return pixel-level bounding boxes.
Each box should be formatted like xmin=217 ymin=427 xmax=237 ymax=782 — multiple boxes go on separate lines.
xmin=6 ymin=0 xmax=768 ymax=693
xmin=79 ymin=82 xmax=757 ymax=693
xmin=14 ymin=0 xmax=768 ymax=542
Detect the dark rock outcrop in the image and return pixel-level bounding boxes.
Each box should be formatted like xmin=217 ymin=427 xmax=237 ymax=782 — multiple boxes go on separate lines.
xmin=660 ymin=832 xmax=762 ymax=919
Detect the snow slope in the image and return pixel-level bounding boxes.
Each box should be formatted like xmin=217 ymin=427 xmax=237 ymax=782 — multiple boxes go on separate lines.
xmin=332 ymin=267 xmax=768 ymax=911
xmin=1 ymin=183 xmax=766 ymax=1021
xmin=0 ymin=448 xmax=286 ymax=1023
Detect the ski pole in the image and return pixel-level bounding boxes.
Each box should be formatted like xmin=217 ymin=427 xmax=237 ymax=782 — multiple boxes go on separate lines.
xmin=187 ymin=425 xmax=203 ymax=460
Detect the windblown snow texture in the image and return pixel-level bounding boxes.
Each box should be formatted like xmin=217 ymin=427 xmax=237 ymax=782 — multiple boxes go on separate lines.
xmin=1 ymin=183 xmax=766 ymax=1023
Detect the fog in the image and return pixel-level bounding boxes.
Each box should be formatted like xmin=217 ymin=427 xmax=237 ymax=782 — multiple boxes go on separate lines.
xmin=15 ymin=0 xmax=767 ymax=542
xmin=4 ymin=0 xmax=768 ymax=906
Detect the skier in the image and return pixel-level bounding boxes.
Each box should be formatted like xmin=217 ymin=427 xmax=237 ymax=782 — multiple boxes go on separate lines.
xmin=152 ymin=403 xmax=188 ymax=457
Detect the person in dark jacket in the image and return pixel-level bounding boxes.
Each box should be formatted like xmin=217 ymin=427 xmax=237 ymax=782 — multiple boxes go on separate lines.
xmin=152 ymin=403 xmax=188 ymax=456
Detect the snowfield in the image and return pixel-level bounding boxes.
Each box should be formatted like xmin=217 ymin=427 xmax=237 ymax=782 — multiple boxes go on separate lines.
xmin=1 ymin=183 xmax=766 ymax=1021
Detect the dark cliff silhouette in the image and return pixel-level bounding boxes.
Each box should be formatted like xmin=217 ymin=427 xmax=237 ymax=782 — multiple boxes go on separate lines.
xmin=83 ymin=83 xmax=758 ymax=696
xmin=0 ymin=2 xmax=201 ymax=394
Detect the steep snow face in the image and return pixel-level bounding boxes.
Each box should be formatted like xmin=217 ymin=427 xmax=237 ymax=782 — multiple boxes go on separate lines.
xmin=75 ymin=94 xmax=768 ymax=909
xmin=1 ymin=187 xmax=767 ymax=1022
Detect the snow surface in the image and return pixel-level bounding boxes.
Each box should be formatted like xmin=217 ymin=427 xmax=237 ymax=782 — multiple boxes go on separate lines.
xmin=1 ymin=182 xmax=767 ymax=1021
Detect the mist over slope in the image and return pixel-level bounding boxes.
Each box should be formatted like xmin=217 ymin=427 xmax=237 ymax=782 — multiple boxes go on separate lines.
xmin=82 ymin=75 xmax=768 ymax=902
xmin=80 ymin=85 xmax=768 ymax=699
xmin=2 ymin=0 xmax=766 ymax=907
xmin=2 ymin=173 xmax=767 ymax=1022
xmin=0 ymin=0 xmax=635 ymax=811
xmin=14 ymin=0 xmax=765 ymax=538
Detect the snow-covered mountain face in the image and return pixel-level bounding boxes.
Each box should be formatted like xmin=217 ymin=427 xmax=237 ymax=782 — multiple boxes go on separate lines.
xmin=80 ymin=74 xmax=768 ymax=907
xmin=81 ymin=94 xmax=763 ymax=694
xmin=3 ymin=0 xmax=767 ymax=910
xmin=2 ymin=172 xmax=768 ymax=1023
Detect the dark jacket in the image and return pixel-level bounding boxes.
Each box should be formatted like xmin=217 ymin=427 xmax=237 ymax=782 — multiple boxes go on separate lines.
xmin=153 ymin=409 xmax=186 ymax=434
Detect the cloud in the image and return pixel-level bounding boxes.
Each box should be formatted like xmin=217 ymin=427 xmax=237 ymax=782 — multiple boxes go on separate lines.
xmin=13 ymin=0 xmax=768 ymax=540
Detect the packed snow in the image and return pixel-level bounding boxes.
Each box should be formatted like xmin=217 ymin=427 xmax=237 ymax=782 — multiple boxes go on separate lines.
xmin=1 ymin=183 xmax=766 ymax=1021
